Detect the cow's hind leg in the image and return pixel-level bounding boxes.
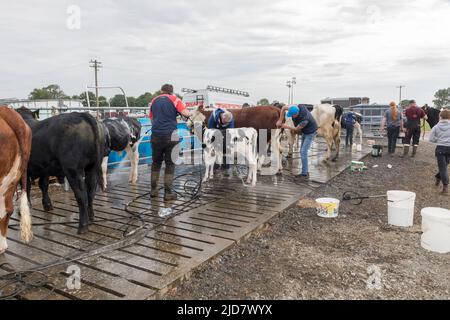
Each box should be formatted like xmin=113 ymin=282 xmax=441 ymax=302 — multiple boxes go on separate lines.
xmin=126 ymin=144 xmax=139 ymax=185
xmin=39 ymin=177 xmax=53 ymax=211
xmin=332 ymin=134 xmax=341 ymax=162
xmin=323 ymin=140 xmax=332 ymax=163
xmin=64 ymin=169 xmax=89 ymax=234
xmin=101 ymin=156 xmax=108 ymax=190
xmin=0 ymin=189 xmax=15 ymax=254
xmin=85 ymin=167 xmax=99 ymax=224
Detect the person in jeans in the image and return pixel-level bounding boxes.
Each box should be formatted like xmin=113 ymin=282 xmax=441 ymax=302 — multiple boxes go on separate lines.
xmin=277 ymin=105 xmax=318 ymax=179
xmin=344 ymin=111 xmax=356 ymax=148
xmin=381 ymin=101 xmax=404 ymax=155
xmin=429 ymin=109 xmax=450 ymax=195
xmin=149 ymin=84 xmax=191 ymax=200
xmin=402 ymin=100 xmax=427 ymax=157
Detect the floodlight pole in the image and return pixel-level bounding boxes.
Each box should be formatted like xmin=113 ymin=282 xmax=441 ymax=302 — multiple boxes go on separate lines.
xmin=291 ymin=77 xmax=297 ymax=104
xmin=286 ymin=81 xmax=292 ymax=104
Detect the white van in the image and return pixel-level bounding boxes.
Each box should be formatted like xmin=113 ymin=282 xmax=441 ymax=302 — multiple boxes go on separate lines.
xmin=182 ymin=85 xmax=256 ymax=110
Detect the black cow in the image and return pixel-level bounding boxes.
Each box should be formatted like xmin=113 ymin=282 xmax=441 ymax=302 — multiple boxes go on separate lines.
xmin=422 ymin=105 xmax=441 ymax=129
xmin=101 ymin=117 xmax=142 ymax=189
xmin=16 ymin=107 xmax=105 ymax=234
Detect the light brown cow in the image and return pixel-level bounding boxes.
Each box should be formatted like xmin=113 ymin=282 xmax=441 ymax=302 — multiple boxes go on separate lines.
xmin=0 ymin=106 xmax=33 ymax=254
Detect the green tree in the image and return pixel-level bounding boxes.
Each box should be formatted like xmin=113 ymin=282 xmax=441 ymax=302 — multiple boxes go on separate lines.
xmin=78 ymin=91 xmax=95 ymax=106
xmin=257 ymin=98 xmax=270 ymax=106
xmin=29 ymin=84 xmax=68 ymax=100
xmin=433 ymin=88 xmax=450 ymax=108
xmin=135 ymin=92 xmax=153 ymax=108
xmin=75 ymin=92 xmax=107 ymax=107
xmin=98 ymin=96 xmax=108 ymax=107
xmin=400 ymin=99 xmax=411 ymax=108
xmin=110 ymin=94 xmax=136 ymax=107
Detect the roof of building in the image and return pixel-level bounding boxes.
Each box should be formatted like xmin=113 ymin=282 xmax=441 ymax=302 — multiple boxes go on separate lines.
xmin=322 ymin=97 xmax=370 ymax=101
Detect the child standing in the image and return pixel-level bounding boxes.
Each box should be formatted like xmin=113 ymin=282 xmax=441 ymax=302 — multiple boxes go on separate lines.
xmin=429 ymin=109 xmax=450 ymax=195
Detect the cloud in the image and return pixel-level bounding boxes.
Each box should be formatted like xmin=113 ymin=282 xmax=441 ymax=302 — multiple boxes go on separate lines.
xmin=0 ymin=0 xmax=449 ymax=105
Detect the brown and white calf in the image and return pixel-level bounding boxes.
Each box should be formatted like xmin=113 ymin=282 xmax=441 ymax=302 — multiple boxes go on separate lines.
xmin=0 ymin=106 xmax=33 ymax=254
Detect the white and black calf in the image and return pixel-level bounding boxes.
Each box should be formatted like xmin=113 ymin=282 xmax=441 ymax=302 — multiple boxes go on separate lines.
xmin=102 ymin=117 xmax=141 ymax=190
xmin=203 ymin=128 xmax=258 ymax=186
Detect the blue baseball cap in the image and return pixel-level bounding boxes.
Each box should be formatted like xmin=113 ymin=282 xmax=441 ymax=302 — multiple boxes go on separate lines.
xmin=286 ymin=105 xmax=300 ymax=117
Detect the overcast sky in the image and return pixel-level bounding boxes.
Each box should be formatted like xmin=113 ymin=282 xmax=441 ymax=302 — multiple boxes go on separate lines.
xmin=1 ymin=0 xmax=449 ymax=105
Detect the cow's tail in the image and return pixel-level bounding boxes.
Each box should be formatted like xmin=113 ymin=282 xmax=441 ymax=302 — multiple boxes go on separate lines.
xmin=11 ymin=112 xmax=33 ymax=243
xmin=80 ymin=113 xmax=106 ymax=192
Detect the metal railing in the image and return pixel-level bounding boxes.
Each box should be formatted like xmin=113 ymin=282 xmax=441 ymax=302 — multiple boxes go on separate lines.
xmin=345 ymin=105 xmax=394 ymax=137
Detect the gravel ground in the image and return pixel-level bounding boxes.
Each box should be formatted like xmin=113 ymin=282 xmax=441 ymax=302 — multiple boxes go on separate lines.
xmin=165 ymin=141 xmax=450 ymax=300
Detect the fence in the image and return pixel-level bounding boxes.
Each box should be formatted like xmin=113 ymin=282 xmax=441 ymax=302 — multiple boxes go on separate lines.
xmin=345 ymin=104 xmax=395 ymax=137
xmin=11 ymin=106 xmax=199 ymax=170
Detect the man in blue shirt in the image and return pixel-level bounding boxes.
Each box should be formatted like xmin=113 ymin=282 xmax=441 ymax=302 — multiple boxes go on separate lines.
xmin=208 ymin=108 xmax=235 ymax=129
xmin=277 ymin=105 xmax=318 ymax=179
xmin=207 ymin=108 xmax=235 ymax=173
xmin=149 ymin=84 xmax=191 ymax=200
xmin=344 ymin=111 xmax=357 ymax=148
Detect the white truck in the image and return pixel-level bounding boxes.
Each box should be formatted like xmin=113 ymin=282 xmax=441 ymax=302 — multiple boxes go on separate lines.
xmin=182 ymin=85 xmax=256 ymax=110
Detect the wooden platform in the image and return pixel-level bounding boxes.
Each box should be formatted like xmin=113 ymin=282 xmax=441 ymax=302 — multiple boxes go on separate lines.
xmin=0 ymin=143 xmax=371 ymax=300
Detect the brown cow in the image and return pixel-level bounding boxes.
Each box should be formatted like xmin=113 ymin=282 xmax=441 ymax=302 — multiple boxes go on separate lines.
xmin=189 ymin=105 xmax=283 ymax=173
xmin=0 ymin=106 xmax=33 ymax=254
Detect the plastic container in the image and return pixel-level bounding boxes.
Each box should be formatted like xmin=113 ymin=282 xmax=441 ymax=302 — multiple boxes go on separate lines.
xmin=387 ymin=191 xmax=416 ymax=227
xmin=316 ymin=198 xmax=340 ymax=218
xmin=421 ymin=207 xmax=450 ymax=254
xmin=371 ymin=145 xmax=383 ymax=157
xmin=158 ymin=207 xmax=173 ymax=218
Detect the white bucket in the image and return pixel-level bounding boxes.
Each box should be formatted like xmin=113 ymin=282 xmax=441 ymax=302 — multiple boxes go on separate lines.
xmin=421 ymin=207 xmax=450 ymax=254
xmin=387 ymin=190 xmax=416 ymax=227
xmin=316 ymin=198 xmax=340 ymax=218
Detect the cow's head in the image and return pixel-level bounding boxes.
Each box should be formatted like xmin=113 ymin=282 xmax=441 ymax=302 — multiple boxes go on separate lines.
xmin=16 ymin=106 xmax=40 ymax=121
xmin=187 ymin=105 xmax=207 ymax=130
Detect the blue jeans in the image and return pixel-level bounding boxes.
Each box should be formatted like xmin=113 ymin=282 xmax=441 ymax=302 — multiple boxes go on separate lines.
xmin=300 ymin=132 xmax=317 ymax=176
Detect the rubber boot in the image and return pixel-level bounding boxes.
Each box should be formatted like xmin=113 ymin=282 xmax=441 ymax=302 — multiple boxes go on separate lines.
xmin=435 ymin=176 xmax=441 ymax=187
xmin=442 ymin=185 xmax=449 ymax=195
xmin=164 ymin=173 xmax=177 ymax=201
xmin=400 ymin=145 xmax=409 ymax=158
xmin=411 ymin=145 xmax=418 ymax=158
xmin=150 ymin=170 xmax=160 ymax=198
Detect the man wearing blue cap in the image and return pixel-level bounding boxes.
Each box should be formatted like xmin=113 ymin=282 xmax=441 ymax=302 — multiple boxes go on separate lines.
xmin=277 ymin=105 xmax=318 ymax=179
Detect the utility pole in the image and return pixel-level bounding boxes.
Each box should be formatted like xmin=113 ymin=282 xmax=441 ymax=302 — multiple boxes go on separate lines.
xmin=397 ymin=85 xmax=405 ymax=106
xmin=89 ymin=59 xmax=102 ymax=108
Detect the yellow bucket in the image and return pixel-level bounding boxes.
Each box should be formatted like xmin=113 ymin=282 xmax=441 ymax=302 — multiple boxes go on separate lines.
xmin=316 ymin=198 xmax=340 ymax=218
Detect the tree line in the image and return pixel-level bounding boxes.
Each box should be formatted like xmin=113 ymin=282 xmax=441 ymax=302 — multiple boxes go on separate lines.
xmin=28 ymin=84 xmax=169 ymax=108
xmin=28 ymin=84 xmax=450 ymax=109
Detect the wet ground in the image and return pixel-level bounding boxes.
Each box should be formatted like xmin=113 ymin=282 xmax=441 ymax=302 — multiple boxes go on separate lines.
xmin=1 ymin=141 xmax=370 ymax=299
xmin=166 ymin=141 xmax=450 ymax=300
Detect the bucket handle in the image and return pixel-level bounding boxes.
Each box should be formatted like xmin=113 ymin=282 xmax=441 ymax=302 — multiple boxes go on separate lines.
xmin=389 ymin=194 xmax=415 ymax=204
